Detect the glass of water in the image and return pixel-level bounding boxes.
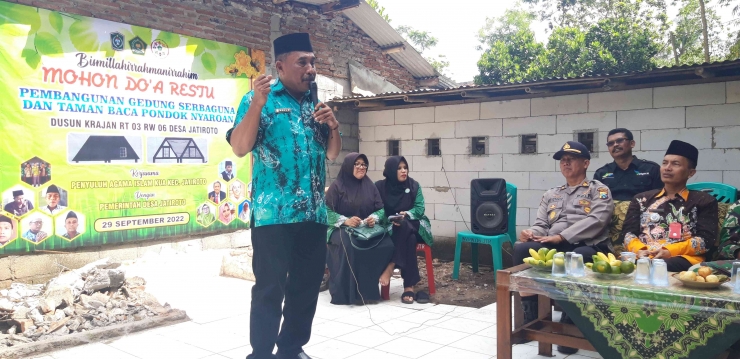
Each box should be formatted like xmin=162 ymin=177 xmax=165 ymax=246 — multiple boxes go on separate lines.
xmin=564 ymin=252 xmax=574 ymax=275
xmin=570 ymin=253 xmax=585 ymax=277
xmin=552 ymin=252 xmax=567 ymax=277
xmin=732 ymin=261 xmax=740 ymax=285
xmin=620 ymin=252 xmax=636 ymax=264
xmin=651 ymin=259 xmax=669 ymax=286
xmin=635 ymin=258 xmax=651 ymax=284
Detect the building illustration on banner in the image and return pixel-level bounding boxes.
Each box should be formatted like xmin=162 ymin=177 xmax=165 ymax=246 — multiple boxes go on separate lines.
xmin=70 ymin=135 xmax=141 ymax=163
xmin=149 ymin=137 xmax=207 ymax=164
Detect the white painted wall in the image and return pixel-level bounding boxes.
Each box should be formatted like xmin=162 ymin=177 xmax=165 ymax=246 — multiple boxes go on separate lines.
xmin=358 ymin=81 xmax=740 ymax=240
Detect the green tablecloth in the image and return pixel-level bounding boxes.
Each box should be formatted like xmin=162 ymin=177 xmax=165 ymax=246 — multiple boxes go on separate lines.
xmin=511 ymin=270 xmax=740 ymax=359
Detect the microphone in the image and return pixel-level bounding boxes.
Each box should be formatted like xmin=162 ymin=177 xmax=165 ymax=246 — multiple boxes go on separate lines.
xmin=310 ymin=81 xmax=319 ymax=107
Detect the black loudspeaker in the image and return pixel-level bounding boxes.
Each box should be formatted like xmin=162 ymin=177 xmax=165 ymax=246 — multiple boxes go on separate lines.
xmin=470 ymin=178 xmax=508 ymax=235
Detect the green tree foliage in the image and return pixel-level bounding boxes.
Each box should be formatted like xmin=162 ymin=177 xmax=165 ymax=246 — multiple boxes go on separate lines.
xmin=659 ymin=0 xmax=725 ymax=65
xmin=522 ymin=0 xmax=669 ymax=32
xmin=718 ymin=0 xmax=740 ymax=18
xmin=475 ymin=5 xmax=661 ymax=85
xmin=366 ymin=0 xmax=391 ymax=23
xmin=475 ymin=9 xmax=544 ymax=84
xmin=396 ymin=25 xmax=439 ymax=53
xmin=367 ymin=0 xmax=451 ymax=76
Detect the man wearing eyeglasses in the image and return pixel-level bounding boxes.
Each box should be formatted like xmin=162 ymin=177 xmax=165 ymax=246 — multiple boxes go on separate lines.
xmin=594 ymin=128 xmax=662 ymax=201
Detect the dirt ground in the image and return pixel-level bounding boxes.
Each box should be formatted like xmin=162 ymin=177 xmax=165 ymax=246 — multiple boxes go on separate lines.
xmin=415 ymin=259 xmax=497 ymax=309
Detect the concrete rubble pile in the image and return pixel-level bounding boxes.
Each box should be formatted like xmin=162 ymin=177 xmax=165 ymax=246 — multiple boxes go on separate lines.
xmin=0 ymin=258 xmax=174 ymax=349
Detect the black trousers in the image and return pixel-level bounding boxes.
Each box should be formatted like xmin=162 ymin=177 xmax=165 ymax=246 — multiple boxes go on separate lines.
xmin=248 ymin=222 xmax=327 ymax=359
xmin=391 ymin=219 xmax=423 ymax=288
xmin=665 ymin=256 xmax=692 ymax=272
xmin=513 ymin=239 xmax=610 ymax=266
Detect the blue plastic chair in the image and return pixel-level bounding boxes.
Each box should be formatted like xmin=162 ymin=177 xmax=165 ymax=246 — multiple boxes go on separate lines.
xmin=687 ymin=182 xmax=737 ymax=203
xmin=453 ymin=183 xmax=517 ymax=280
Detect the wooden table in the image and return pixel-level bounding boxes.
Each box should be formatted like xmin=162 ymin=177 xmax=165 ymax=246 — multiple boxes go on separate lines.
xmin=497 ymin=264 xmax=596 ymax=359
xmin=496 ymin=264 xmax=740 ymax=359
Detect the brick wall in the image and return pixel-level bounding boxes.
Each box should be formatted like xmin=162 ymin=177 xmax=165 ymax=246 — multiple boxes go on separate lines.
xmin=358 ymin=81 xmax=740 ymax=242
xmin=15 ymin=0 xmax=419 ymax=91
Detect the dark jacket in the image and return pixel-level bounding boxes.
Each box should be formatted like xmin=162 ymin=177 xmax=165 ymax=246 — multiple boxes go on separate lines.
xmin=593 ymin=156 xmax=662 ymax=201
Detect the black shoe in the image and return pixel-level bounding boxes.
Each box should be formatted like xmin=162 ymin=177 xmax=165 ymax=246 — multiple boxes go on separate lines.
xmin=513 ymin=296 xmax=539 ymax=344
xmin=557 ymin=313 xmax=579 ymax=355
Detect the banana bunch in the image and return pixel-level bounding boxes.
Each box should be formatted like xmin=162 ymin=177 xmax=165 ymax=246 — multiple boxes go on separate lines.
xmin=523 ymin=248 xmax=558 ymax=268
xmin=596 ymin=252 xmax=622 ymax=267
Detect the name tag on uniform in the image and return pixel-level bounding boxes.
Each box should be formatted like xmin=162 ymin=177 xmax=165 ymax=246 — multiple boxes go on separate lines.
xmin=275 ymin=108 xmax=292 ymax=114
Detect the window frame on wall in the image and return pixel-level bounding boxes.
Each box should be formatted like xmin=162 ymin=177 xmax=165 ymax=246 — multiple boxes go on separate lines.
xmin=471 ymin=136 xmax=487 ymax=156
xmin=427 ymin=138 xmax=441 ymax=156
xmin=520 ymin=134 xmax=537 ymax=154
xmin=388 ymin=140 xmax=400 ymax=156
xmin=575 ymin=130 xmax=598 ymax=158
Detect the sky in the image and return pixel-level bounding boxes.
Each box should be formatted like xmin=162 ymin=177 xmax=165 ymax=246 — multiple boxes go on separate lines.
xmin=374 ymin=0 xmax=739 ymax=83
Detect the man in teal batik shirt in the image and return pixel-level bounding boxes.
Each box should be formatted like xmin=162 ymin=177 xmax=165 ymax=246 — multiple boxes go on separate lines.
xmin=226 ymin=33 xmax=341 ymax=359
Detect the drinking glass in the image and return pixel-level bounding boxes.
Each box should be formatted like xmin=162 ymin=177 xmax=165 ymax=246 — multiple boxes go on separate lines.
xmin=565 ymin=252 xmax=574 ymax=275
xmin=620 ymin=252 xmax=636 ymax=264
xmin=651 ymin=259 xmax=669 ymax=287
xmin=732 ymin=261 xmax=740 ymax=286
xmin=635 ymin=258 xmax=651 ymax=284
xmin=570 ymin=253 xmax=585 ymax=277
xmin=552 ymin=252 xmax=567 ymax=277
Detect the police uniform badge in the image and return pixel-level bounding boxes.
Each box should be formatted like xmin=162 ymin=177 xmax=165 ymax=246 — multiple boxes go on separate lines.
xmin=549 ymin=204 xmax=557 ymax=210
xmin=585 ymin=207 xmax=591 ymax=214
xmin=549 ymin=211 xmax=556 ymax=220
xmin=578 ymin=199 xmax=590 ymax=207
xmin=598 ymin=187 xmax=609 ymax=199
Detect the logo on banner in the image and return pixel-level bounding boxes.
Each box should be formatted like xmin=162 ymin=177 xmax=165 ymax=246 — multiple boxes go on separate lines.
xmin=129 ymin=36 xmax=147 ymax=55
xmin=151 ymin=39 xmax=169 ymax=59
xmin=110 ymin=32 xmax=125 ymax=51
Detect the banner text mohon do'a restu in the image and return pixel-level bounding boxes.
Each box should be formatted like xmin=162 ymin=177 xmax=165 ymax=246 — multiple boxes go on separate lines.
xmin=0 ymin=1 xmax=260 ymax=254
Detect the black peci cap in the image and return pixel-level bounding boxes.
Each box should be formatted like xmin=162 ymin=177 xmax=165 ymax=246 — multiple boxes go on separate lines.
xmin=273 ymin=33 xmax=313 ymax=57
xmin=666 ymin=140 xmax=698 ymax=165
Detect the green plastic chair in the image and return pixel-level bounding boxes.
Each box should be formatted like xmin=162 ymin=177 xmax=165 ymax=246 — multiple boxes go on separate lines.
xmin=687 ymin=182 xmax=737 ymax=203
xmin=453 ymin=182 xmax=517 ymax=280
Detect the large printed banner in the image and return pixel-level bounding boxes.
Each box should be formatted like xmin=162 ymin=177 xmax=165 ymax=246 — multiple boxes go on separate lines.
xmin=0 ymin=1 xmax=262 ymax=254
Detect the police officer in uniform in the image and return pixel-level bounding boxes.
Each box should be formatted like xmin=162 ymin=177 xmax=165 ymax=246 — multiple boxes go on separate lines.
xmin=594 ymin=128 xmax=662 ymax=201
xmin=513 ymin=141 xmax=614 ymax=355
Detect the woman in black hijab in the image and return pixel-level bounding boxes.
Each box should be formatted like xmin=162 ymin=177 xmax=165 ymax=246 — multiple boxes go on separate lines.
xmin=376 ymin=156 xmax=433 ymax=304
xmin=325 ymin=153 xmax=394 ymax=305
